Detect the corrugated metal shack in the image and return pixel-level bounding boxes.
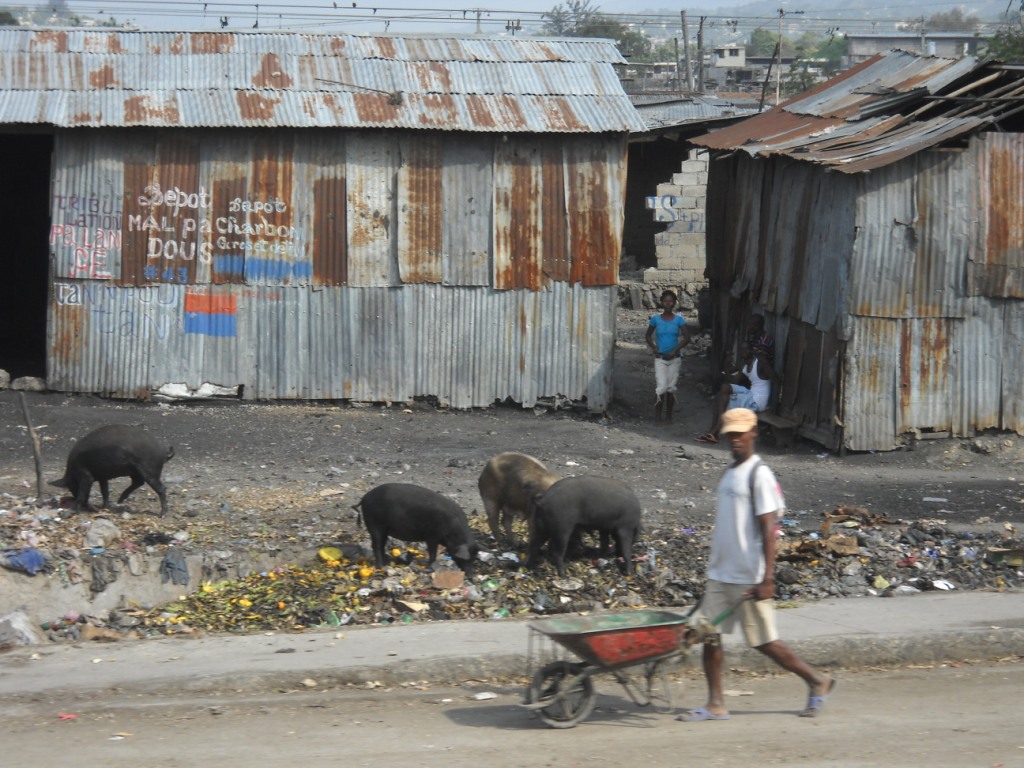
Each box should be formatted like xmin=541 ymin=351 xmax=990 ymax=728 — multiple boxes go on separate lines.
xmin=0 ymin=27 xmax=645 ymax=408
xmin=692 ymin=50 xmax=1024 ymax=452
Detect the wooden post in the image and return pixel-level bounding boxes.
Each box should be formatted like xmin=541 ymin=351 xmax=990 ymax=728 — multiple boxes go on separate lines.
xmin=18 ymin=392 xmax=46 ymax=502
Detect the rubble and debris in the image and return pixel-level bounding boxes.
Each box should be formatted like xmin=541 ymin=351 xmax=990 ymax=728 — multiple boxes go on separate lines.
xmin=1 ymin=491 xmax=1022 ymax=640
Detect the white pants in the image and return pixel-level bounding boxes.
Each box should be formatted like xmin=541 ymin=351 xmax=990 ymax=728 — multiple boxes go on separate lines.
xmin=654 ymin=356 xmax=681 ymax=397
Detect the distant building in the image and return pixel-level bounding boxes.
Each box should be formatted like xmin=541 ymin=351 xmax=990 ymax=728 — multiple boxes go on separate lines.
xmin=845 ymin=32 xmax=982 ymax=66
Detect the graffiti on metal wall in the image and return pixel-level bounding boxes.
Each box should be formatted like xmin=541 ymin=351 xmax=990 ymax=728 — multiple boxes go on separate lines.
xmin=51 ymin=194 xmax=124 ymax=279
xmin=128 ymin=184 xmax=214 ymax=283
xmin=54 ymin=282 xmax=176 ymax=340
xmin=125 ymin=186 xmax=308 ymax=283
xmin=183 ymin=288 xmax=237 ymax=337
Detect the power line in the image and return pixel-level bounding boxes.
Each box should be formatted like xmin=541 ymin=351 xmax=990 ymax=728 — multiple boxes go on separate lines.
xmin=49 ymin=0 xmax=1012 ymax=36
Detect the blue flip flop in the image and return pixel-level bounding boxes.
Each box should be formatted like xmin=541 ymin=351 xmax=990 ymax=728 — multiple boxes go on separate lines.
xmin=799 ymin=677 xmax=837 ymax=718
xmin=676 ymin=706 xmax=731 ymax=722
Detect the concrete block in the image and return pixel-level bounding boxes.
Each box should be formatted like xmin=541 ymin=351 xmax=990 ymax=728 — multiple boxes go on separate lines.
xmin=655 ymin=183 xmax=683 ymax=197
xmin=672 ymin=172 xmax=703 ymax=187
xmin=644 ymin=268 xmax=685 ymax=283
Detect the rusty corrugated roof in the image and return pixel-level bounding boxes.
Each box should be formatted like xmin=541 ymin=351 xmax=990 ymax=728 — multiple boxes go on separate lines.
xmin=0 ymin=28 xmax=647 ymax=133
xmin=692 ymin=50 xmax=1024 ymax=173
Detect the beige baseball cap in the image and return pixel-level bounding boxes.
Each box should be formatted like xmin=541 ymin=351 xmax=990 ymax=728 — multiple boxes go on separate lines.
xmin=720 ymin=407 xmax=758 ymax=434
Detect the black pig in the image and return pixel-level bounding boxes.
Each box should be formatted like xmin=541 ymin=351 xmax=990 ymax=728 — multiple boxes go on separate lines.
xmin=353 ymin=483 xmax=479 ymax=574
xmin=51 ymin=425 xmax=175 ymax=516
xmin=528 ymin=476 xmax=641 ymax=576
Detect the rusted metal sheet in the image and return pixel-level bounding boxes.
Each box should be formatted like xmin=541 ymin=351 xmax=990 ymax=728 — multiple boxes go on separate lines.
xmin=0 ymin=29 xmax=646 ymax=133
xmin=47 ymin=280 xmax=616 ymax=408
xmin=566 ymin=135 xmax=626 ymax=286
xmin=705 ymin=154 xmax=854 ymax=333
xmin=693 ymin=51 xmax=1019 ymax=174
xmin=309 ymin=133 xmax=348 ymax=286
xmin=970 ymin=133 xmax=1024 ymax=298
xmin=397 ymin=134 xmax=443 ymax=284
xmin=441 ymin=137 xmax=492 ymax=287
xmin=1000 ymin=299 xmax=1024 ymax=434
xmin=897 ymin=317 xmax=952 ymax=431
xmin=493 ymin=137 xmax=545 ymax=291
xmin=850 ymin=152 xmax=971 ymax=320
xmin=346 ymin=132 xmax=398 ymax=287
xmin=842 ymin=317 xmax=900 ymax=451
xmin=952 ymin=299 xmax=1003 ymax=435
xmin=44 ymin=125 xmax=625 ymax=408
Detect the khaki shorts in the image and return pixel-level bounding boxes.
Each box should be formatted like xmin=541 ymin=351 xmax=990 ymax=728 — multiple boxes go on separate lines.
xmin=690 ymin=579 xmax=778 ymax=647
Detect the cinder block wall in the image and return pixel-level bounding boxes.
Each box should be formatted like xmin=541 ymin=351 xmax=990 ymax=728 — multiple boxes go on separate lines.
xmin=641 ymin=149 xmax=709 ymax=321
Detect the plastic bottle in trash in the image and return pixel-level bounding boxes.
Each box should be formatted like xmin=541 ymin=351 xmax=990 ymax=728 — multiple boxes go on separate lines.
xmin=646 ymin=546 xmax=657 ymax=573
xmin=490 ymin=608 xmax=510 ymax=619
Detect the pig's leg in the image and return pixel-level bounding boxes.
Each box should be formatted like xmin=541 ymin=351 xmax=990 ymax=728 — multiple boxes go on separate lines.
xmin=97 ymin=478 xmax=111 ymax=508
xmin=118 ymin=473 xmax=145 ymax=503
xmin=483 ymin=497 xmax=502 ymax=540
xmin=614 ymin=527 xmax=636 ymax=575
xmin=502 ymin=509 xmax=516 ymax=541
xmin=548 ymin=530 xmax=571 ymax=576
xmin=76 ymin=473 xmax=96 ymax=511
xmin=149 ymin=478 xmax=169 ymax=516
xmin=367 ymin=529 xmax=389 ymax=568
xmin=425 ymin=541 xmax=439 ymax=565
xmin=526 ymin=517 xmax=548 ymax=570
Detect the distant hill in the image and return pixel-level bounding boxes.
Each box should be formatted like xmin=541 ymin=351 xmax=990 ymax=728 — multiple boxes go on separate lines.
xmin=600 ymin=0 xmax=1014 ymax=29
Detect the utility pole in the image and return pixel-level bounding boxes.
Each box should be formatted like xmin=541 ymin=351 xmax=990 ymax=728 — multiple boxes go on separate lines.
xmin=506 ymin=19 xmax=521 ymax=36
xmin=919 ymin=16 xmax=927 ymax=55
xmin=697 ymin=16 xmax=706 ymax=93
xmin=475 ymin=10 xmax=482 ymax=35
xmin=681 ymin=11 xmax=693 ymax=91
xmin=775 ymin=7 xmax=804 ymax=105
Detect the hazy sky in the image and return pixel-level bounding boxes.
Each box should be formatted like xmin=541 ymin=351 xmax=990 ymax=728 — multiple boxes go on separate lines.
xmin=52 ymin=0 xmax=577 ymax=34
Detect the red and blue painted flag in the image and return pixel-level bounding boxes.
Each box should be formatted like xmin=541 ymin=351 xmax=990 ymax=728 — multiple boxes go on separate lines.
xmin=184 ymin=291 xmax=237 ymax=337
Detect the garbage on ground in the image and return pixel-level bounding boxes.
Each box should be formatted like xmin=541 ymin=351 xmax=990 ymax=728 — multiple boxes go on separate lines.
xmin=2 ymin=492 xmax=1023 ymax=639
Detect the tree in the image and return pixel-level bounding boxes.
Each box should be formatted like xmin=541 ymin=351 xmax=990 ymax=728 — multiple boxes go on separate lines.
xmin=748 ymin=28 xmax=778 ymax=57
xmin=0 ymin=9 xmax=18 ymax=25
xmin=811 ymin=35 xmax=848 ymax=76
xmin=542 ymin=0 xmax=605 ymax=37
xmin=926 ymin=8 xmax=980 ymax=33
xmin=987 ymin=23 xmax=1024 ymax=62
xmin=541 ymin=1 xmax=652 ymax=61
xmin=783 ymin=58 xmax=817 ymax=96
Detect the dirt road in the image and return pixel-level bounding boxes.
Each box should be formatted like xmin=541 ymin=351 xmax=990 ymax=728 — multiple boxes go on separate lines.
xmin=4 ymin=661 xmax=1021 ymax=767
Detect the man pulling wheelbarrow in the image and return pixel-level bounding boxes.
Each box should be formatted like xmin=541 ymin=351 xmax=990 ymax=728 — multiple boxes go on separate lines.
xmin=679 ymin=407 xmax=836 ymax=722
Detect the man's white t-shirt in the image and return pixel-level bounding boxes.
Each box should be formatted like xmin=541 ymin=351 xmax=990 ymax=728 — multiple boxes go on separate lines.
xmin=707 ymin=454 xmax=785 ymax=585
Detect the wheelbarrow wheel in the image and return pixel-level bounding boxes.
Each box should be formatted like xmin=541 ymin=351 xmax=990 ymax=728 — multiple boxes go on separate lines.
xmin=527 ymin=660 xmax=595 ymax=728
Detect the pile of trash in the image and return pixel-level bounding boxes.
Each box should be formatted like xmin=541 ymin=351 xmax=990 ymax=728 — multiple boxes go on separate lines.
xmin=3 ymin=491 xmax=1023 ymax=640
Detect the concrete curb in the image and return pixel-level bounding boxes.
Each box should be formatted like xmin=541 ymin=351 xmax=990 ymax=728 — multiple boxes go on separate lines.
xmin=6 ymin=628 xmax=1022 ymax=704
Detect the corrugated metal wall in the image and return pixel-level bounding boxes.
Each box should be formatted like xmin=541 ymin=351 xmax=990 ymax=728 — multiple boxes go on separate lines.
xmin=705 ymin=153 xmax=856 ymax=448
xmin=706 ymin=133 xmax=1024 ymax=451
xmin=46 ymin=128 xmax=624 ymax=408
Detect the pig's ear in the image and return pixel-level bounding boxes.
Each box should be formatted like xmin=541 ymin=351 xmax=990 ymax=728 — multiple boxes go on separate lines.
xmin=453 ymin=544 xmax=472 ymax=561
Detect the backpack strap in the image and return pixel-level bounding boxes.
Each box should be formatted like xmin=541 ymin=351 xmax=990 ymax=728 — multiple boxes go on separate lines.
xmin=747 ymin=458 xmax=763 ymax=518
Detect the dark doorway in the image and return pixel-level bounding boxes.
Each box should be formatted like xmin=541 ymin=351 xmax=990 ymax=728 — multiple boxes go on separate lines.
xmin=1 ymin=134 xmax=52 ymax=379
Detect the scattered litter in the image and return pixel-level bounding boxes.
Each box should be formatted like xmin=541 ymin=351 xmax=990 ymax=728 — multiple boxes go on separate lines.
xmin=472 ymin=691 xmax=498 ymax=700
xmin=923 ymin=497 xmax=948 ymax=503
